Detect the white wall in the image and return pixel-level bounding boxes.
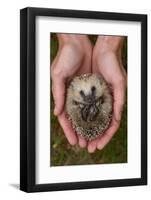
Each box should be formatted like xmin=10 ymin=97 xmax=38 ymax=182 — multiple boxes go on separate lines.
xmin=0 ymin=0 xmax=150 ymax=199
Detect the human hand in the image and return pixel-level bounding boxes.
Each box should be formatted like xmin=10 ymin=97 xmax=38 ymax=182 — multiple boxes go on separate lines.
xmin=88 ymin=36 xmax=127 ymax=153
xmin=51 ymin=34 xmax=92 ymax=147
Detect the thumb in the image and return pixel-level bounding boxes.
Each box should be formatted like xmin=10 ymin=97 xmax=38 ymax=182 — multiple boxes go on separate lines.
xmin=52 ymin=78 xmax=65 ymax=116
xmin=113 ymin=83 xmax=125 ymax=122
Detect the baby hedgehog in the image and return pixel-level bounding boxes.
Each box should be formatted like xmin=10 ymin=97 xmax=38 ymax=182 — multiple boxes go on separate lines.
xmin=65 ymin=73 xmax=113 ymax=141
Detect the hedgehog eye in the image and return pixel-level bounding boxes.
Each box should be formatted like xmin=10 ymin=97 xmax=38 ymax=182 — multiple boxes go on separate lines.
xmin=100 ymin=96 xmax=104 ymax=104
xmin=72 ymin=100 xmax=79 ymax=105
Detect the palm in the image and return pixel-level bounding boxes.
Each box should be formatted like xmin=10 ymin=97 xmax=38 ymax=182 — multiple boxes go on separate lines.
xmin=51 ymin=39 xmax=92 ymax=147
xmin=87 ymin=51 xmax=126 ymax=152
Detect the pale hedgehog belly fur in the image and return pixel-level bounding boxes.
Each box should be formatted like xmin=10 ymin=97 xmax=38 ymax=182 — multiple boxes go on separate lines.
xmin=65 ymin=73 xmax=113 ymax=141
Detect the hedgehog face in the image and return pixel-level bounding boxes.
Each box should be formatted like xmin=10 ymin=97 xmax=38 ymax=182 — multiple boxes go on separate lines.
xmin=66 ymin=74 xmax=113 ymax=140
xmin=72 ymin=85 xmax=104 ymax=122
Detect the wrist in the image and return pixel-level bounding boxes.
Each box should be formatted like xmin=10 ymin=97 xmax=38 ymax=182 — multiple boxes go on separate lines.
xmin=57 ymin=34 xmax=92 ymax=60
xmin=96 ymin=36 xmax=124 ymax=55
xmin=57 ymin=34 xmax=90 ymax=47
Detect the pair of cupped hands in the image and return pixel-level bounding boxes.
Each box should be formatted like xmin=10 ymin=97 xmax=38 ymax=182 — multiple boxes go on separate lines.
xmin=51 ymin=34 xmax=127 ymax=153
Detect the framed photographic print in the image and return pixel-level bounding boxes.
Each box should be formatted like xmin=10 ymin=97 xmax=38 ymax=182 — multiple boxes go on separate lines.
xmin=20 ymin=7 xmax=147 ymax=192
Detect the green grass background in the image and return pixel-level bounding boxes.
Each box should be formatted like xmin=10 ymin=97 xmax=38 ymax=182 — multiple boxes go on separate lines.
xmin=50 ymin=34 xmax=127 ymax=166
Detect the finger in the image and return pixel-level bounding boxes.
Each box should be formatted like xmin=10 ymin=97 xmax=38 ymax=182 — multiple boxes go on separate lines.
xmin=58 ymin=112 xmax=78 ymax=145
xmin=97 ymin=118 xmax=120 ymax=150
xmin=52 ymin=78 xmax=65 ymax=116
xmin=87 ymin=139 xmax=98 ymax=153
xmin=113 ymin=83 xmax=125 ymax=122
xmin=78 ymin=136 xmax=87 ymax=148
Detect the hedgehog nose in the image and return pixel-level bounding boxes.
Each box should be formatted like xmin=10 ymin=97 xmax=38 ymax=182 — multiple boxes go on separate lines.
xmin=81 ymin=104 xmax=99 ymax=122
xmin=89 ymin=104 xmax=99 ymax=121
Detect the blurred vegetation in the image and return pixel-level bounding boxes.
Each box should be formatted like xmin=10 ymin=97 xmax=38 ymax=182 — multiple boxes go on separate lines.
xmin=50 ymin=33 xmax=127 ymax=166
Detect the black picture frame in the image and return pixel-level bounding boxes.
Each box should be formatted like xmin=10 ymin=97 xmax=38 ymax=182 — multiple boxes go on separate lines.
xmin=20 ymin=7 xmax=147 ymax=192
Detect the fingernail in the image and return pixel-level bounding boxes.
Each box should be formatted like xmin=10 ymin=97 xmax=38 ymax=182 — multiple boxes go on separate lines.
xmin=97 ymin=144 xmax=103 ymax=151
xmin=69 ymin=138 xmax=77 ymax=146
xmin=54 ymin=108 xmax=58 ymax=116
xmin=115 ymin=112 xmax=122 ymax=122
xmin=70 ymin=140 xmax=77 ymax=146
xmin=88 ymin=145 xmax=96 ymax=153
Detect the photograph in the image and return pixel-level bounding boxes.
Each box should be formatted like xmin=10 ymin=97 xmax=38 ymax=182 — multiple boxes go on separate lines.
xmin=20 ymin=7 xmax=147 ymax=192
xmin=0 ymin=0 xmax=149 ymax=198
xmin=50 ymin=33 xmax=127 ymax=166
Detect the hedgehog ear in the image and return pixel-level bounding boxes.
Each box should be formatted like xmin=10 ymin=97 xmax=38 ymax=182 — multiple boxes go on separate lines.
xmin=91 ymin=86 xmax=96 ymax=96
xmin=80 ymin=90 xmax=85 ymax=98
xmin=96 ymin=101 xmax=100 ymax=107
xmin=70 ymin=82 xmax=74 ymax=89
xmin=79 ymin=104 xmax=85 ymax=109
xmin=99 ymin=77 xmax=104 ymax=85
